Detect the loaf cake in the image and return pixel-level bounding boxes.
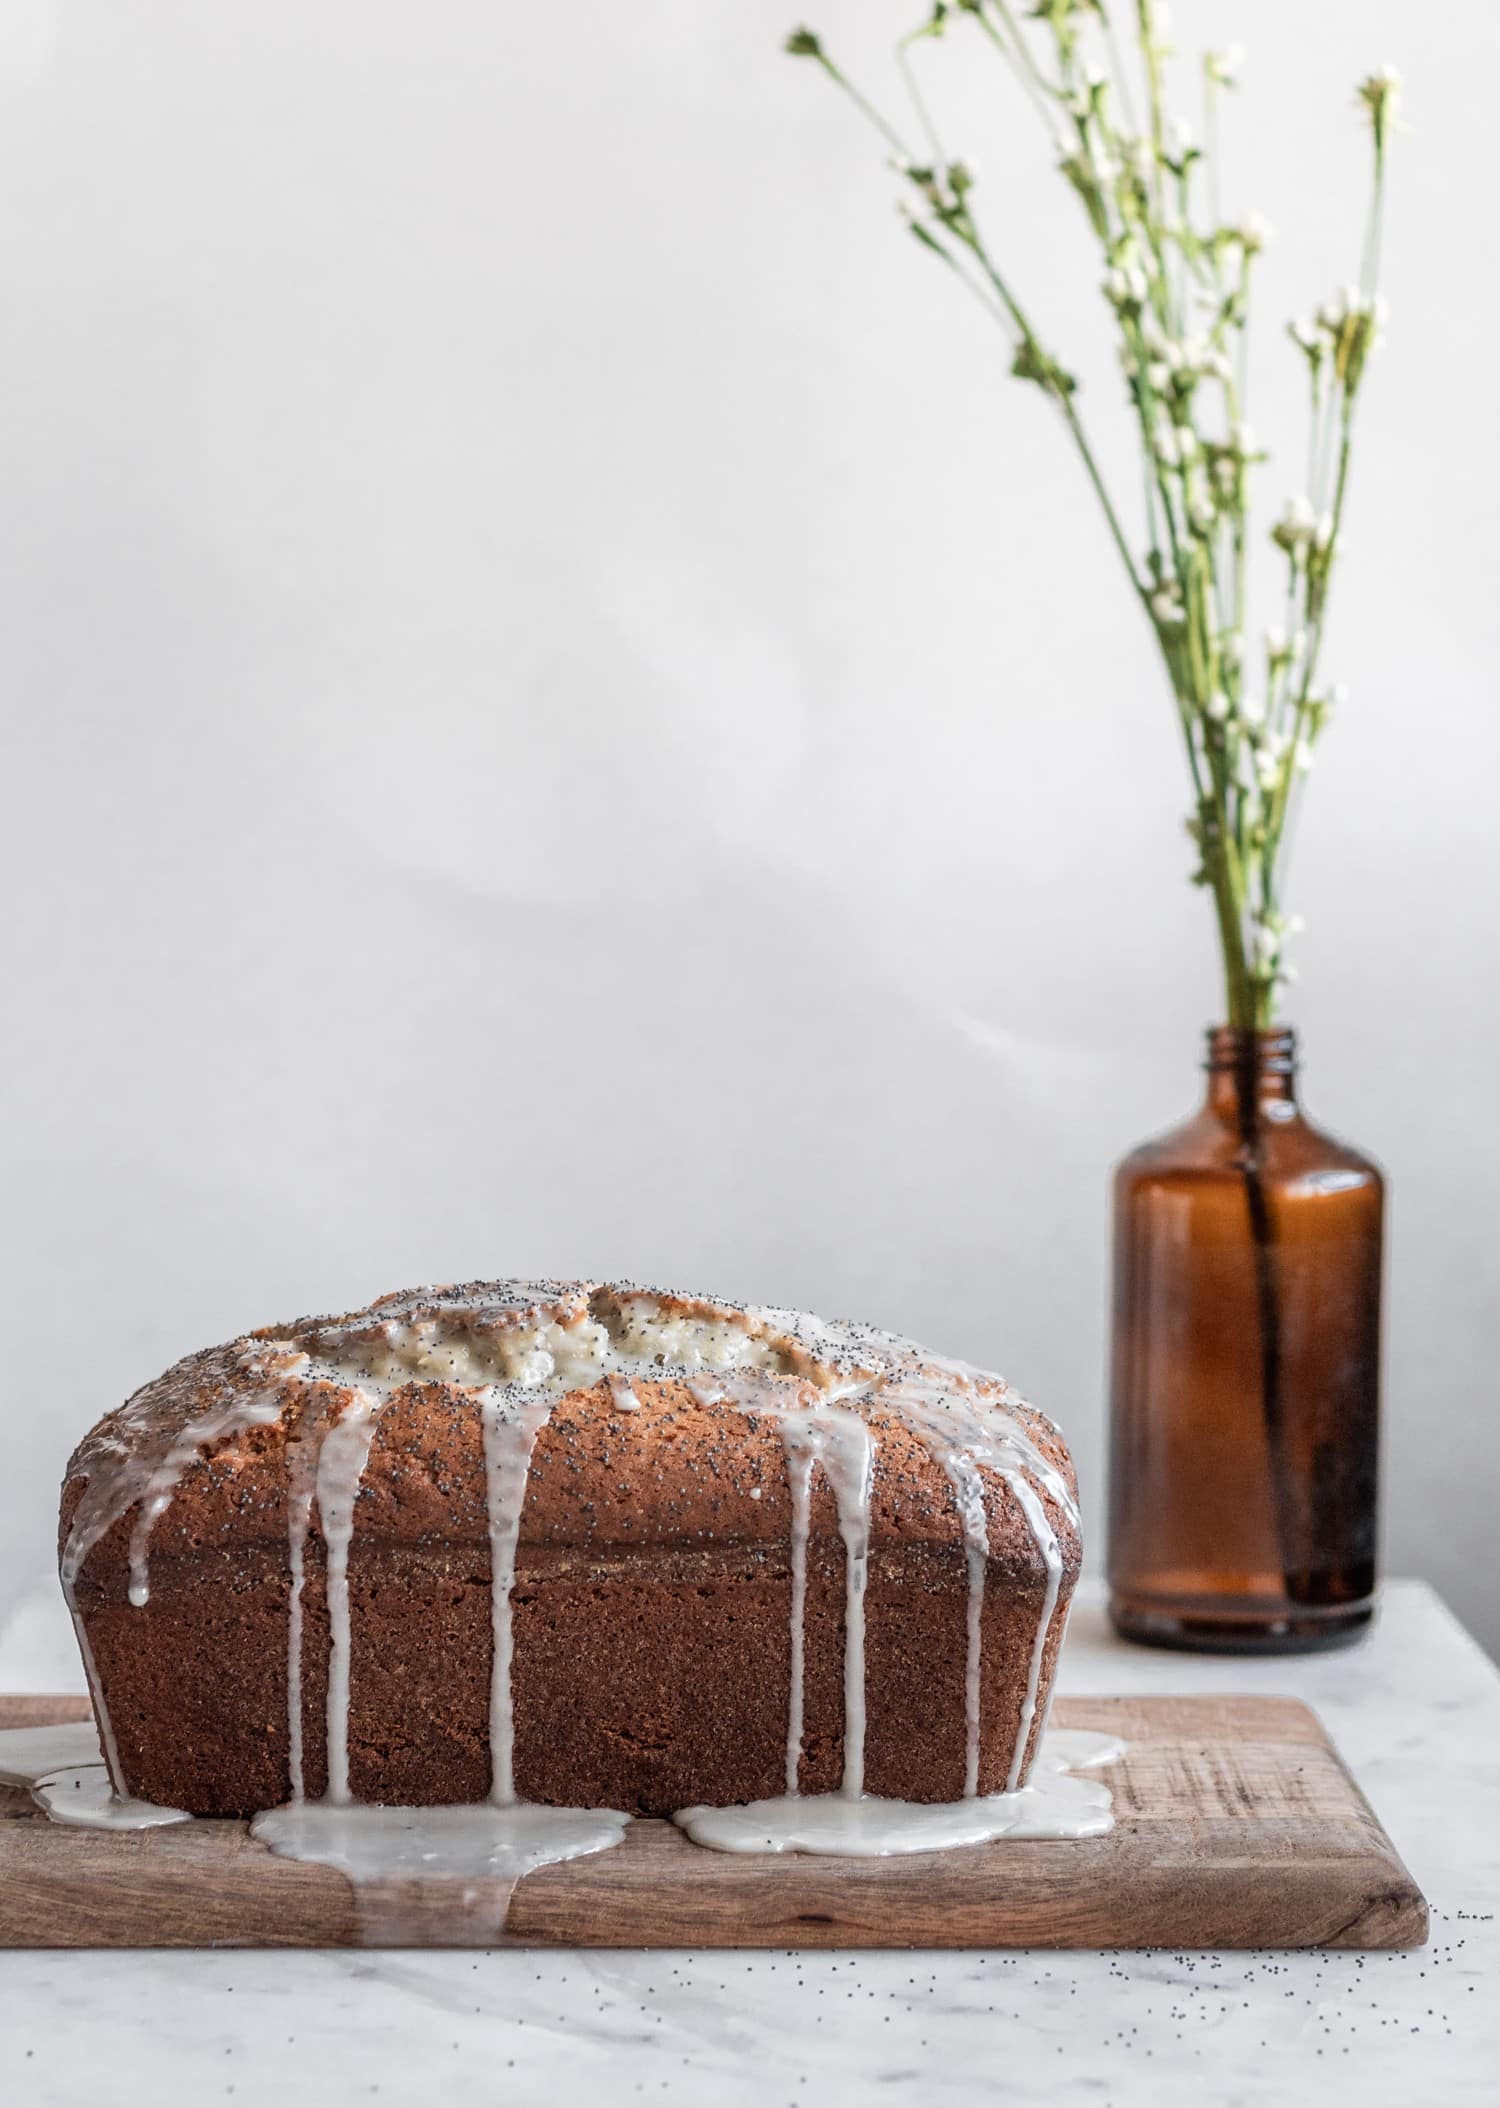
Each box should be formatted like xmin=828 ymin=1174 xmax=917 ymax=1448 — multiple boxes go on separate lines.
xmin=59 ymin=1280 xmax=1081 ymax=1819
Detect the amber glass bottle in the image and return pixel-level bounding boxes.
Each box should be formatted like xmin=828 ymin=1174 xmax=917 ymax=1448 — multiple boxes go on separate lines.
xmin=1107 ymin=1027 xmax=1382 ymax=1652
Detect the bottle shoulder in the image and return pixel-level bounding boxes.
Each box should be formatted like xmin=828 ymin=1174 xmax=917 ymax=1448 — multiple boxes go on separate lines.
xmin=1114 ymin=1101 xmax=1383 ymax=1196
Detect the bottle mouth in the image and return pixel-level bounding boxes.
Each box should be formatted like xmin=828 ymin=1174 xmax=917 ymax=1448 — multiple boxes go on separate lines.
xmin=1204 ymin=1025 xmax=1297 ymax=1076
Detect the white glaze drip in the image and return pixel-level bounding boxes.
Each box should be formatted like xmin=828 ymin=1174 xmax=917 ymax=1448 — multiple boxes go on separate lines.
xmin=778 ymin=1406 xmax=874 ymax=1799
xmin=120 ymin=1392 xmax=283 ymax=1607
xmin=0 ymin=1723 xmax=191 ymax=1830
xmin=962 ymin=1542 xmax=987 ymax=1798
xmin=251 ymin=1799 xmax=629 ymax=1884
xmin=30 ymin=1765 xmax=191 ymax=1830
xmin=283 ymin=1416 xmax=320 ymax=1804
xmin=674 ymin=1726 xmax=1122 ymax=1856
xmin=783 ymin=1442 xmax=812 ymax=1794
xmin=479 ymin=1386 xmax=556 ymax=1806
xmin=314 ymin=1392 xmax=381 ymax=1806
xmin=1001 ymin=1470 xmax=1064 ymax=1790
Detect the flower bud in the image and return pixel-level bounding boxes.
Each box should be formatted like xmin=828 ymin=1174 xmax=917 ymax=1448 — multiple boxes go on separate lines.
xmin=1358 ymin=64 xmax=1402 ymax=150
xmin=1272 ymin=494 xmax=1318 ymax=553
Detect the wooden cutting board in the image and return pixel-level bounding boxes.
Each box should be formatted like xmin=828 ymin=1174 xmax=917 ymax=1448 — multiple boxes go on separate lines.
xmin=0 ymin=1693 xmax=1426 ymax=1951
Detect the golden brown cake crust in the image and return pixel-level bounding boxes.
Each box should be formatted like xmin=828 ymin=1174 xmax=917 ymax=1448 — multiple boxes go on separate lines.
xmin=60 ymin=1280 xmax=1081 ymax=1817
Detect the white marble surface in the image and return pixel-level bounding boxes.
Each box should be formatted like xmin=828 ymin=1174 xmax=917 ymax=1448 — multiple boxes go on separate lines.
xmin=0 ymin=1578 xmax=1495 ymax=2108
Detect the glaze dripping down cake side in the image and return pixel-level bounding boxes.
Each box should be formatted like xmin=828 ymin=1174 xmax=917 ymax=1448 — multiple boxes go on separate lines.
xmin=58 ymin=1281 xmax=1082 ymax=1818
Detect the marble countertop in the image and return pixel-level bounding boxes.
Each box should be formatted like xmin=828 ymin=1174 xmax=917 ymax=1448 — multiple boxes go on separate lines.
xmin=1 ymin=1577 xmax=1495 ymax=2107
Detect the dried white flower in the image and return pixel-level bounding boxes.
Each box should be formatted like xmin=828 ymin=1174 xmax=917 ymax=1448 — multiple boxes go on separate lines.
xmin=1153 ymin=420 xmax=1197 ymax=467
xmin=1239 ymin=691 xmax=1267 ymax=729
xmin=1293 ymin=739 xmax=1316 ymax=774
xmin=1319 ymin=283 xmax=1379 ymax=332
xmin=1272 ymin=494 xmax=1319 ymax=553
xmin=1104 ymin=265 xmax=1149 ymax=308
xmin=1247 ymin=911 xmax=1304 ymax=978
xmin=1254 ymin=734 xmax=1290 ymax=790
xmin=1177 ymin=333 xmax=1231 ymax=386
xmin=1236 ymin=211 xmax=1274 ymax=254
xmin=1205 ymin=690 xmax=1231 ymax=723
xmin=1205 ymin=45 xmax=1244 ymax=90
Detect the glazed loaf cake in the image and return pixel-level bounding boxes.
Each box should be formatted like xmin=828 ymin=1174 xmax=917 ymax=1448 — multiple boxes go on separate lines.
xmin=60 ymin=1280 xmax=1081 ymax=1818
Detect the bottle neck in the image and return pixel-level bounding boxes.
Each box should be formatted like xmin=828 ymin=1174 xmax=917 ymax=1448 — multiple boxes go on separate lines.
xmin=1203 ymin=1026 xmax=1299 ymax=1116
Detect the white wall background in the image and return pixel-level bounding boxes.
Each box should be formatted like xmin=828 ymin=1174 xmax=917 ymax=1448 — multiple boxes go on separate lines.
xmin=2 ymin=0 xmax=1496 ymax=1662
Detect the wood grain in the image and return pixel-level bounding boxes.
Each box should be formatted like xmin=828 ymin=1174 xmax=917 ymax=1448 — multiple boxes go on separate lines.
xmin=0 ymin=1694 xmax=1427 ymax=1951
